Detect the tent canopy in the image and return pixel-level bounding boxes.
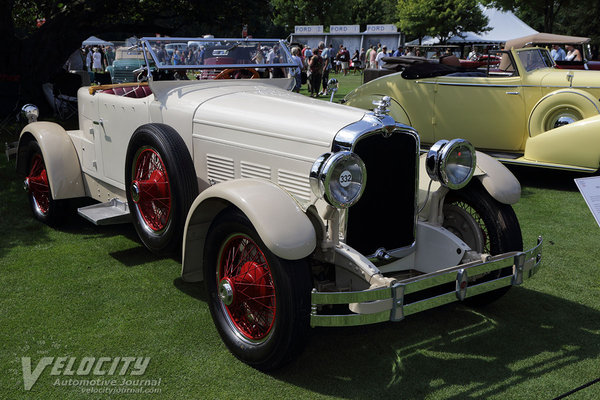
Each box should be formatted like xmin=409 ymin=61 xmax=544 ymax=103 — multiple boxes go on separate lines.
xmin=410 ymin=6 xmax=538 ymax=46
xmin=504 ymin=33 xmax=591 ymax=50
xmin=82 ymin=36 xmax=114 ymax=46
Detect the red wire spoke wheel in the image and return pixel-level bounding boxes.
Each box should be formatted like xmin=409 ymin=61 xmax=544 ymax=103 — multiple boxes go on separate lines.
xmin=125 ymin=124 xmax=198 ymax=254
xmin=26 ymin=153 xmax=51 ymax=215
xmin=23 ymin=141 xmax=66 ymax=225
xmin=204 ymin=210 xmax=312 ymax=370
xmin=131 ymin=147 xmax=172 ymax=232
xmin=217 ymin=234 xmax=277 ymax=342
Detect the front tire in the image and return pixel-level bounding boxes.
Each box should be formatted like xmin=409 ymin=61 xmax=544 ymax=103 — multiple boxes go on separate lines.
xmin=24 ymin=141 xmax=66 ymax=226
xmin=125 ymin=124 xmax=198 ymax=254
xmin=204 ymin=209 xmax=312 ymax=371
xmin=443 ymin=181 xmax=522 ymax=306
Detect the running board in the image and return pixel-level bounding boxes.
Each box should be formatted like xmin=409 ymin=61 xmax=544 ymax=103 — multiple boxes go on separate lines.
xmin=78 ymin=198 xmax=131 ymax=225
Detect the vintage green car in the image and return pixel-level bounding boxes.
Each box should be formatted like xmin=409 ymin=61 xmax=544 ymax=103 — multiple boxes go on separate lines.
xmin=344 ymin=47 xmax=600 ymax=172
xmin=106 ymin=47 xmax=147 ymax=83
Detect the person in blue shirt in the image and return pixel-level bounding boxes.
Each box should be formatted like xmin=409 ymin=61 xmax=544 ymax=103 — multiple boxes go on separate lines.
xmin=551 ymin=44 xmax=567 ymax=61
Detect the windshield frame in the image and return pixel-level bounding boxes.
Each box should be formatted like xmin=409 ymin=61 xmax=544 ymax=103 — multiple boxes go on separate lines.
xmin=515 ymin=47 xmax=556 ymax=73
xmin=138 ymin=37 xmax=297 ymax=78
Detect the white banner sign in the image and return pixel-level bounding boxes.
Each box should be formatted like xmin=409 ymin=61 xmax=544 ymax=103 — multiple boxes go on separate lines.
xmin=294 ymin=25 xmax=324 ymax=34
xmin=330 ymin=25 xmax=360 ymax=34
xmin=575 ymin=176 xmax=600 ymax=227
xmin=365 ymin=24 xmax=398 ymax=33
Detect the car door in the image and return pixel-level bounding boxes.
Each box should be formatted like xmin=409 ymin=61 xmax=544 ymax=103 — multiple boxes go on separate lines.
xmin=96 ymin=92 xmax=151 ymax=186
xmin=432 ymin=74 xmax=526 ymax=152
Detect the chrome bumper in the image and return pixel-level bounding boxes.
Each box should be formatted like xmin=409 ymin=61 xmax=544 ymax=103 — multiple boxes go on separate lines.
xmin=310 ymin=237 xmax=543 ymax=327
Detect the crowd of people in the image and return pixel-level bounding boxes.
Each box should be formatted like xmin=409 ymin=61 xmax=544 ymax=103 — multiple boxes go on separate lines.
xmin=294 ymin=41 xmax=402 ymax=97
xmin=65 ymin=45 xmax=115 ymax=73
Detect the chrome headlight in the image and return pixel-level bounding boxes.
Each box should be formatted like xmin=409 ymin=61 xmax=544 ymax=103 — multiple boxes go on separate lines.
xmin=21 ymin=104 xmax=39 ymax=123
xmin=426 ymin=139 xmax=476 ymax=190
xmin=310 ymin=151 xmax=367 ymax=208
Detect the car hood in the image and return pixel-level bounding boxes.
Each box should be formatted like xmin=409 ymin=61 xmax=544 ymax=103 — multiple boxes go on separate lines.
xmin=536 ymin=68 xmax=600 ymax=88
xmin=157 ymin=81 xmax=368 ymax=148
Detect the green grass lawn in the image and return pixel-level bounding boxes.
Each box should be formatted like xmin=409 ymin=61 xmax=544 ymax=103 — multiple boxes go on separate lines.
xmin=1 ymin=74 xmax=600 ymax=399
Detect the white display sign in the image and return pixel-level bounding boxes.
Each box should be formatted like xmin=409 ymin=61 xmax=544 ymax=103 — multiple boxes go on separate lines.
xmin=575 ymin=176 xmax=600 ymax=227
xmin=330 ymin=25 xmax=360 ymax=34
xmin=365 ymin=24 xmax=398 ymax=33
xmin=294 ymin=25 xmax=324 ymax=34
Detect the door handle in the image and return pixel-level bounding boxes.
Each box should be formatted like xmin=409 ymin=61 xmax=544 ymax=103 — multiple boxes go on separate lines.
xmin=506 ymin=91 xmax=520 ymax=95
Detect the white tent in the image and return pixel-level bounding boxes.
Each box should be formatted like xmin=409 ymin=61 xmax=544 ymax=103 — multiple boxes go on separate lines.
xmin=82 ymin=36 xmax=114 ymax=46
xmin=448 ymin=6 xmax=537 ymax=44
xmin=408 ymin=7 xmax=538 ymax=45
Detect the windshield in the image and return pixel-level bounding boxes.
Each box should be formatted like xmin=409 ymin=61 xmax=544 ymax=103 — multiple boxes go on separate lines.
xmin=517 ymin=48 xmax=555 ymax=72
xmin=138 ymin=37 xmax=297 ymax=81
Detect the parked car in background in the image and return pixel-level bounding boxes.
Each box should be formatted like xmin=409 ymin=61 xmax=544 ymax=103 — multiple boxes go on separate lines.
xmin=106 ymin=47 xmax=147 ymax=83
xmin=505 ymin=32 xmax=600 ymax=70
xmin=345 ymin=46 xmax=600 ymax=172
xmin=16 ymin=37 xmax=543 ymax=370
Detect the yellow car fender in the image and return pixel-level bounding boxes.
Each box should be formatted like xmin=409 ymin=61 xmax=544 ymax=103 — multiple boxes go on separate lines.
xmin=528 ymin=88 xmax=600 ymax=137
xmin=524 ymin=114 xmax=600 ymax=170
xmin=181 ymin=178 xmax=317 ymax=282
xmin=16 ymin=121 xmax=85 ymax=200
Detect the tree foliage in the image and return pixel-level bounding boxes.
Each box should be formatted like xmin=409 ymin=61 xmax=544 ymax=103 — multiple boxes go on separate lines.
xmin=397 ymin=0 xmax=490 ymax=43
xmin=270 ymin=0 xmax=351 ymax=29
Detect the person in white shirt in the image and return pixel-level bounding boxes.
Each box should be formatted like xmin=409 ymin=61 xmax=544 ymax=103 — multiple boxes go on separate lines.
xmin=376 ymin=46 xmax=388 ymax=69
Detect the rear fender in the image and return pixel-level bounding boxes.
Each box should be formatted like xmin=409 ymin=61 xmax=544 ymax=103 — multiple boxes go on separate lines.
xmin=524 ymin=114 xmax=600 ymax=170
xmin=17 ymin=122 xmax=85 ymax=200
xmin=181 ymin=179 xmax=317 ymax=282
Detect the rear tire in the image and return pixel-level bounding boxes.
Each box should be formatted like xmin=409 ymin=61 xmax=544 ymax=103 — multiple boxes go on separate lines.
xmin=24 ymin=141 xmax=66 ymax=226
xmin=204 ymin=209 xmax=312 ymax=371
xmin=125 ymin=123 xmax=198 ymax=254
xmin=443 ymin=181 xmax=522 ymax=306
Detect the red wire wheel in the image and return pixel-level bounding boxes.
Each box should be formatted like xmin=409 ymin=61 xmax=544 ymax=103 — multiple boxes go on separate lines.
xmin=26 ymin=153 xmax=50 ymax=215
xmin=217 ymin=233 xmax=277 ymax=342
xmin=130 ymin=147 xmax=172 ymax=232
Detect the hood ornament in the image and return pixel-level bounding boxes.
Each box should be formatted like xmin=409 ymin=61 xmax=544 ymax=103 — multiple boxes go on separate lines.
xmin=372 ymin=96 xmax=391 ymax=117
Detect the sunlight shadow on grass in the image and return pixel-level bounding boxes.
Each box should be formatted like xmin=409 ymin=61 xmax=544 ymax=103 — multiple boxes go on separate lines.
xmin=173 ymin=277 xmax=208 ymax=302
xmin=273 ymin=287 xmax=600 ymax=399
xmin=109 ymin=245 xmax=171 ymax=267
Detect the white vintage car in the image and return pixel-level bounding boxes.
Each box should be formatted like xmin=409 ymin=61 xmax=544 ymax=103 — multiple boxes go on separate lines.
xmin=17 ymin=37 xmax=542 ymax=370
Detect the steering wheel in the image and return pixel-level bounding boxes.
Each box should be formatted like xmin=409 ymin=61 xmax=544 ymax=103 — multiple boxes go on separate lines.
xmin=215 ymin=68 xmax=259 ymax=80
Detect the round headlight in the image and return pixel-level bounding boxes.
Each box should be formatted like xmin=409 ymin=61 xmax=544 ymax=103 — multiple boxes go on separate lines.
xmin=310 ymin=151 xmax=366 ymax=208
xmin=426 ymin=139 xmax=476 ymax=190
xmin=21 ymin=104 xmax=39 ymax=123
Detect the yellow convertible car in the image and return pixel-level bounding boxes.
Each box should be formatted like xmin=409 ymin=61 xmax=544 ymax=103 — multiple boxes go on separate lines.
xmin=344 ymin=47 xmax=600 ymax=172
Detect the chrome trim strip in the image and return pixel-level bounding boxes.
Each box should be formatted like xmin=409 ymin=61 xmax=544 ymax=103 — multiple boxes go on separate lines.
xmin=416 ymin=81 xmax=520 ymax=88
xmin=415 ymin=80 xmax=600 ymax=91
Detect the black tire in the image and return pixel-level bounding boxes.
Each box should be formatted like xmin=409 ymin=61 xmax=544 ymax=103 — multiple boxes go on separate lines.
xmin=125 ymin=123 xmax=198 ymax=254
xmin=204 ymin=209 xmax=312 ymax=371
xmin=24 ymin=141 xmax=66 ymax=226
xmin=443 ymin=181 xmax=523 ymax=306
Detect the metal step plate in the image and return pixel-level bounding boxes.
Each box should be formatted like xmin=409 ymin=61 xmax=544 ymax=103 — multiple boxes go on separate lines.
xmin=78 ymin=198 xmax=131 ymax=225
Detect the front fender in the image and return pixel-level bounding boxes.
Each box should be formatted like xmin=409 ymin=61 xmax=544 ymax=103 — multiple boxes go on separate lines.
xmin=181 ymin=179 xmax=317 ymax=282
xmin=17 ymin=121 xmax=85 ymax=200
xmin=418 ymin=150 xmax=520 ymax=209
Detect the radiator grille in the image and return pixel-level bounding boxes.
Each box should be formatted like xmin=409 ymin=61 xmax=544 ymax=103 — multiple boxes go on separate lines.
xmin=345 ymin=131 xmax=418 ymax=256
